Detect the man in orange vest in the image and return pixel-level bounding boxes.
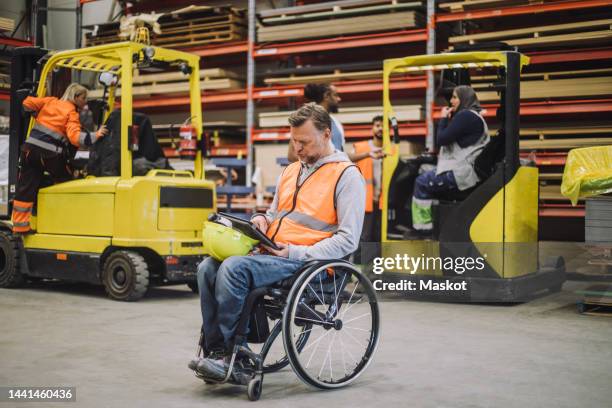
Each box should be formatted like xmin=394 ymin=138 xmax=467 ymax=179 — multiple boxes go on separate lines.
xmin=349 ymin=115 xmax=384 ymax=263
xmin=190 ymin=103 xmax=365 ymax=381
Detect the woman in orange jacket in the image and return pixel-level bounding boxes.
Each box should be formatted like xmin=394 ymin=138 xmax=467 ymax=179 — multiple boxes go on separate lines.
xmin=12 ymin=83 xmax=108 ymax=234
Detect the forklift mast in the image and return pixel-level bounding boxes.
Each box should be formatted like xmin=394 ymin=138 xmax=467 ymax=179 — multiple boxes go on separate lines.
xmin=5 ymin=47 xmax=48 ymax=219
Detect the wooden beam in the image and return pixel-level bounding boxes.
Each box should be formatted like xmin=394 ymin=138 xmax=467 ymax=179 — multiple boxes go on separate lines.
xmin=474 ymin=77 xmax=612 ymax=101
xmin=450 ymin=18 xmax=612 ymax=43
xmin=257 ymin=11 xmax=422 ymax=42
xmin=259 ymin=105 xmax=422 ymax=127
xmin=520 ymin=137 xmax=611 ymax=150
xmin=261 ymin=2 xmax=423 ymax=25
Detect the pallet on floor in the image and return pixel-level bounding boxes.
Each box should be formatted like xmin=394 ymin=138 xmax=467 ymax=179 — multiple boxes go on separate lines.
xmin=577 ymin=285 xmax=612 ymax=316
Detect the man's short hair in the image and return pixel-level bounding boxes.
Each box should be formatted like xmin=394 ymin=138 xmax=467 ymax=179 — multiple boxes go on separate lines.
xmin=372 ymin=115 xmax=383 ymax=124
xmin=304 ymin=83 xmax=331 ymax=104
xmin=288 ymin=102 xmax=332 ymax=132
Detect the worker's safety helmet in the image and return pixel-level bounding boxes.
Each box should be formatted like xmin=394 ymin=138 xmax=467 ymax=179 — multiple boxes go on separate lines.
xmin=202 ymin=219 xmax=259 ymax=261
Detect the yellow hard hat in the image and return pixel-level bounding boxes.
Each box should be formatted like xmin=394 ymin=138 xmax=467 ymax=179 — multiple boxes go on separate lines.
xmin=202 ymin=220 xmax=259 ymax=261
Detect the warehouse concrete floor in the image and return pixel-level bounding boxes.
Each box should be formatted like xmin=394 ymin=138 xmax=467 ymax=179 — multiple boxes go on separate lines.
xmin=1 ymin=279 xmax=611 ymax=408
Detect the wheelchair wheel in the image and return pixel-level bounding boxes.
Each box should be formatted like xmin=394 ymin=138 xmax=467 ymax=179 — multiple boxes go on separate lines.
xmin=282 ymin=261 xmax=380 ymax=389
xmin=259 ymin=318 xmax=311 ymax=374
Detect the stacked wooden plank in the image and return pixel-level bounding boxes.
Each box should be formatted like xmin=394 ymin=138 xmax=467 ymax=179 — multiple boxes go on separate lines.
xmin=84 ymin=6 xmax=245 ymax=49
xmin=257 ymin=0 xmax=423 ymax=42
xmin=474 ymin=76 xmax=612 ymax=102
xmin=0 ymin=73 xmax=9 ymax=91
xmin=449 ymin=19 xmax=612 ymax=49
xmin=259 ymin=105 xmax=422 ymax=128
xmin=439 ymin=0 xmax=556 ymax=13
xmin=265 ymin=70 xmax=383 ymax=85
xmin=519 ymin=126 xmax=612 ymax=150
xmin=0 ymin=17 xmax=15 ymax=33
xmin=88 ymin=68 xmax=243 ymax=98
xmin=264 ymin=69 xmax=421 ymax=85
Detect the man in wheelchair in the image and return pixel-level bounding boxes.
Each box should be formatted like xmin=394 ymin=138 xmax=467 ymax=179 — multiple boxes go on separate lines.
xmin=189 ymin=103 xmax=366 ymax=382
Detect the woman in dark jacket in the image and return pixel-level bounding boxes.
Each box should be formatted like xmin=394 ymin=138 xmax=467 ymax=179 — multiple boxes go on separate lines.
xmin=411 ymin=85 xmax=490 ymax=234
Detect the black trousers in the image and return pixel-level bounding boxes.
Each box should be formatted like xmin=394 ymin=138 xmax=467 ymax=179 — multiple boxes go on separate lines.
xmin=16 ymin=143 xmax=73 ymax=203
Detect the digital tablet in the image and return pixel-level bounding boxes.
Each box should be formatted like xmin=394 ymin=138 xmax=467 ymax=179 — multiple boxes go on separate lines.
xmin=218 ymin=212 xmax=280 ymax=250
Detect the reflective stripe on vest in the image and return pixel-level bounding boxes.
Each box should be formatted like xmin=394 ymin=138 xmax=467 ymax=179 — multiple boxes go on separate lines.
xmin=26 ymin=137 xmax=64 ymax=153
xmin=33 ymin=122 xmax=67 ymax=142
xmin=274 ymin=210 xmax=338 ymax=233
xmin=267 ymin=161 xmax=354 ymax=246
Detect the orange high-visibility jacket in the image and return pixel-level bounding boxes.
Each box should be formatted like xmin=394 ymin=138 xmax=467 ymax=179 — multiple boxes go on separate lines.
xmin=267 ymin=160 xmax=355 ymax=246
xmin=353 ymin=140 xmax=383 ymax=212
xmin=23 ymin=96 xmax=83 ymax=147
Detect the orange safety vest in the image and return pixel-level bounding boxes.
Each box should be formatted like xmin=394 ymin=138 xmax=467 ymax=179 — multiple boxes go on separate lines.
xmin=267 ymin=160 xmax=355 ymax=246
xmin=354 ymin=140 xmax=383 ymax=212
xmin=23 ymin=96 xmax=83 ymax=147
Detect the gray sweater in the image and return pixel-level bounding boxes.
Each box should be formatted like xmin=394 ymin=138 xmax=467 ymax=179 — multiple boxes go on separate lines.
xmin=254 ymin=150 xmax=365 ymax=261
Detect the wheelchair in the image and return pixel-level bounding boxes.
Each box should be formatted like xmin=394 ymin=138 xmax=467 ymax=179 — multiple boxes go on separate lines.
xmin=192 ymin=258 xmax=381 ymax=401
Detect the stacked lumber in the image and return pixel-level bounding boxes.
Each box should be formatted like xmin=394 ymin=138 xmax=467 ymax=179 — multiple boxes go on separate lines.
xmin=263 ymin=69 xmax=420 ymax=85
xmin=519 ymin=126 xmax=612 ymax=151
xmin=0 ymin=73 xmax=9 ymax=91
xmin=88 ymin=68 xmax=243 ymax=98
xmin=449 ymin=19 xmax=612 ymax=49
xmin=539 ymin=185 xmax=570 ymax=202
xmin=265 ymin=70 xmax=383 ymax=85
xmin=0 ymin=17 xmax=15 ymax=32
xmin=259 ymin=105 xmax=422 ymax=128
xmin=84 ymin=6 xmax=245 ymax=49
xmin=474 ymin=76 xmax=612 ymax=102
xmin=257 ymin=0 xmax=423 ymax=42
xmin=439 ymin=0 xmax=556 ymax=13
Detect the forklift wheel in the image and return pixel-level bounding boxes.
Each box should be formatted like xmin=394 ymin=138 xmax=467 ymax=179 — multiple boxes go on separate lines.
xmin=0 ymin=231 xmax=24 ymax=288
xmin=102 ymin=251 xmax=149 ymax=301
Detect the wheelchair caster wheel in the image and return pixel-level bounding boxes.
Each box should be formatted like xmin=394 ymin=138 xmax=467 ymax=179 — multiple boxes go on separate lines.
xmin=247 ymin=377 xmax=262 ymax=401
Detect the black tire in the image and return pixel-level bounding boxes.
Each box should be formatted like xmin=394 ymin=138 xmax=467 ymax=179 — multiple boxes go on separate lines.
xmin=282 ymin=261 xmax=380 ymax=389
xmin=102 ymin=251 xmax=149 ymax=301
xmin=247 ymin=377 xmax=262 ymax=401
xmin=187 ymin=281 xmax=199 ymax=294
xmin=0 ymin=231 xmax=24 ymax=288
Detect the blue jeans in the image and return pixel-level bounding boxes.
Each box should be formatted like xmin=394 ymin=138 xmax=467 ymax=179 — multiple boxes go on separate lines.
xmin=412 ymin=169 xmax=458 ymax=230
xmin=197 ymin=255 xmax=305 ymax=351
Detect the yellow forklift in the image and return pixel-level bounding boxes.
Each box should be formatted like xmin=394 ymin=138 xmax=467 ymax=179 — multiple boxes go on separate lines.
xmin=0 ymin=42 xmax=215 ymax=301
xmin=378 ymin=51 xmax=566 ymax=302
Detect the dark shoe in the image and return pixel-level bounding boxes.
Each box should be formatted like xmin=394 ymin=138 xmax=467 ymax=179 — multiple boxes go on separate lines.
xmin=188 ymin=357 xmax=201 ymax=371
xmin=196 ymin=357 xmax=227 ymax=380
xmin=189 ymin=349 xmax=225 ymax=372
xmin=196 ymin=353 xmax=253 ymax=384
